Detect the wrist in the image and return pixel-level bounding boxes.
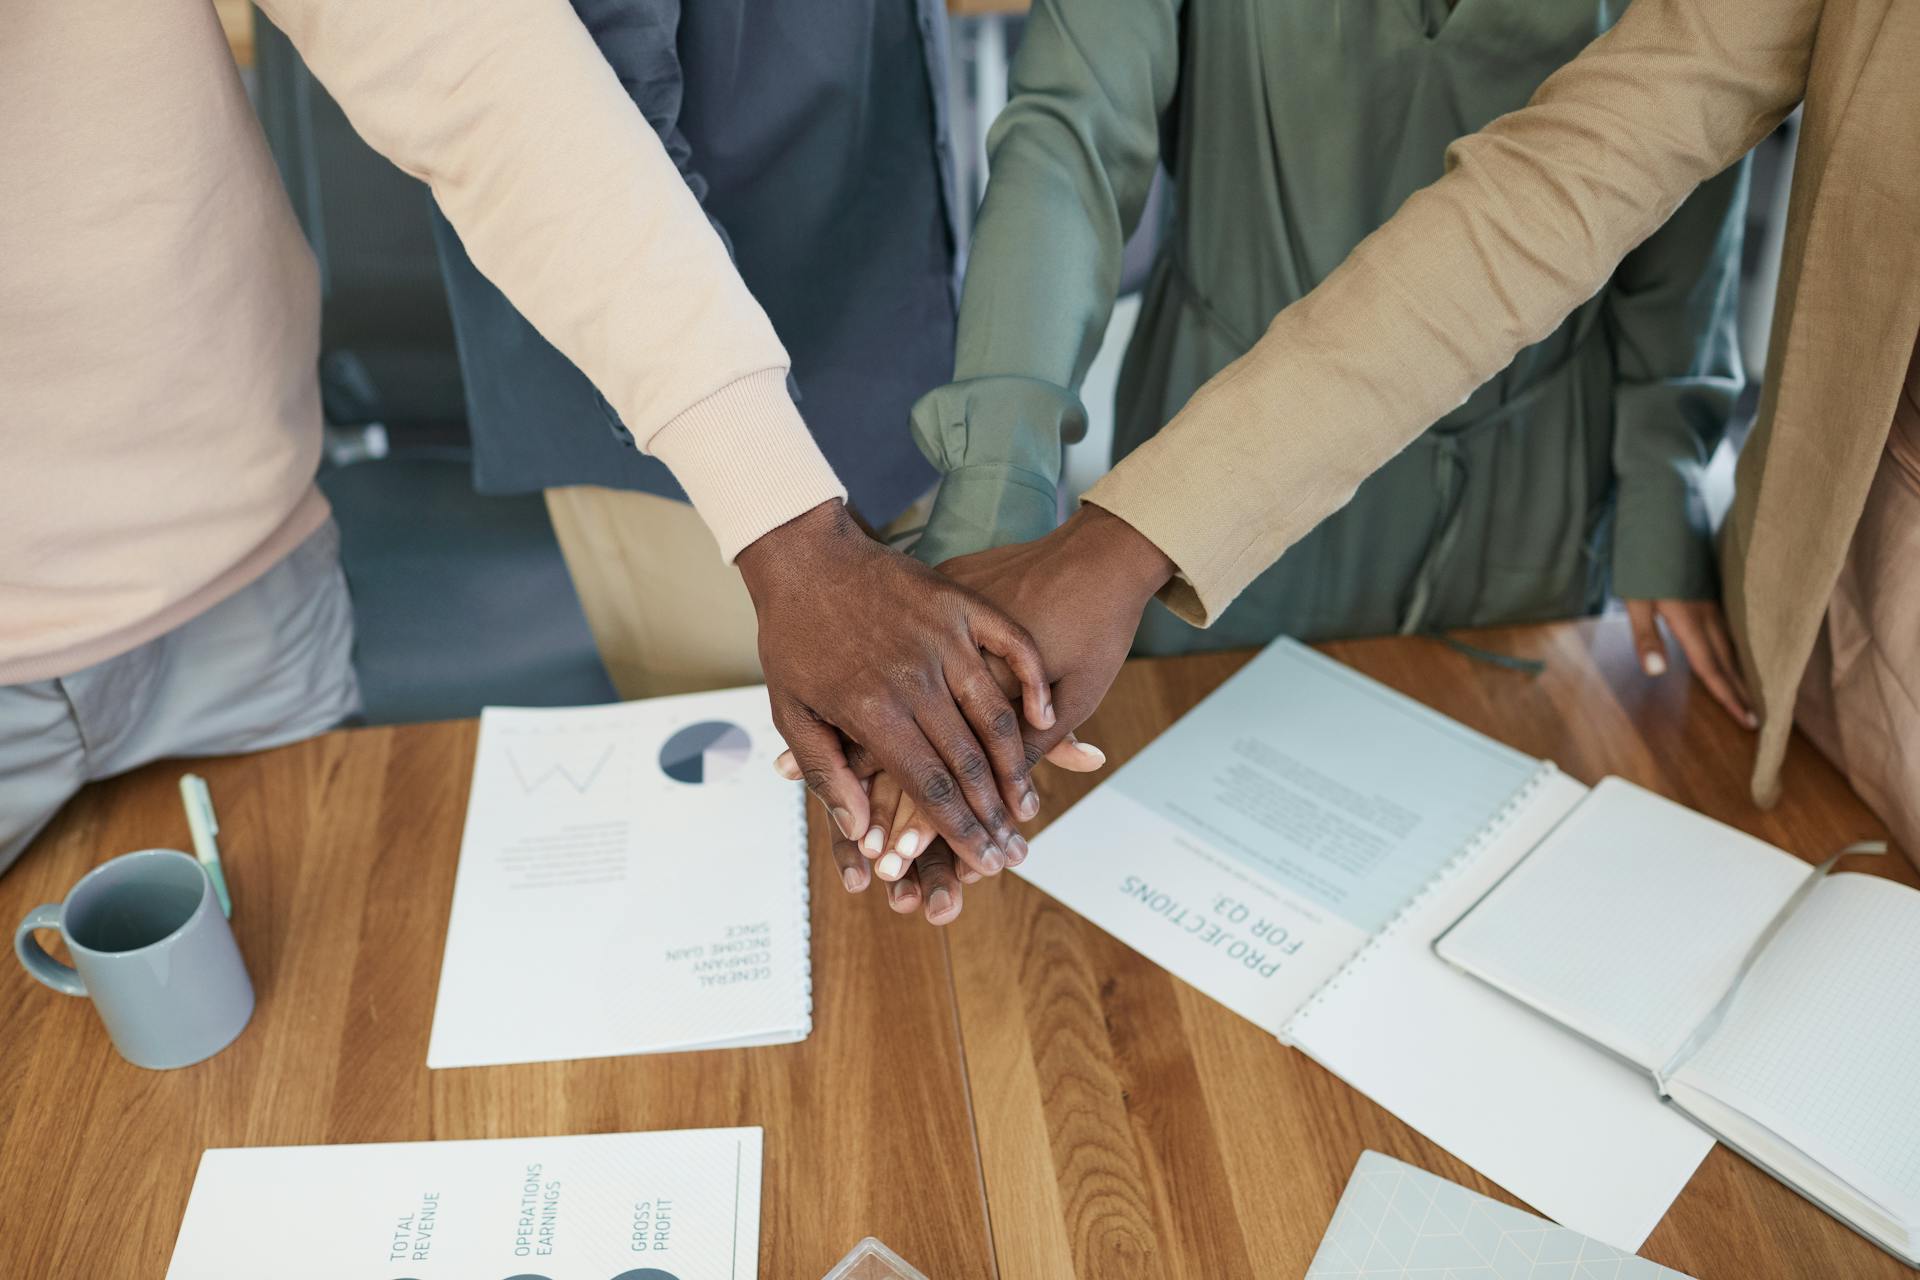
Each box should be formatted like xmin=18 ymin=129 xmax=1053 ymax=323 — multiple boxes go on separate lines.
xmin=736 ymin=499 xmax=861 ymax=600
xmin=1055 ymin=503 xmax=1175 ymax=606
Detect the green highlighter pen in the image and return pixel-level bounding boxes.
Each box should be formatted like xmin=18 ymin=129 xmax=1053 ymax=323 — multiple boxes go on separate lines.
xmin=179 ymin=773 xmax=234 ymax=919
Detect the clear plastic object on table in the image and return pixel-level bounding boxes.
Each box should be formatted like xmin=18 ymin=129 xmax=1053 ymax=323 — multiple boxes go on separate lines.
xmin=820 ymin=1235 xmax=932 ymax=1280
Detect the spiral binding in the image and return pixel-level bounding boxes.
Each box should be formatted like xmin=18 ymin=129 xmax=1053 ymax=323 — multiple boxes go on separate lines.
xmin=1279 ymin=760 xmax=1559 ymax=1045
xmin=789 ymin=779 xmax=815 ymax=1036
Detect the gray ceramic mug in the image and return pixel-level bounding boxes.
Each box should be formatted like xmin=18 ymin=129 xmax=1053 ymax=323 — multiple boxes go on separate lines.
xmin=13 ymin=848 xmax=254 ymax=1069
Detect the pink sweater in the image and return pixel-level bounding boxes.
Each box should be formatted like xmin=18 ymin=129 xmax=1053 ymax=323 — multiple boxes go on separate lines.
xmin=0 ymin=0 xmax=844 ymax=685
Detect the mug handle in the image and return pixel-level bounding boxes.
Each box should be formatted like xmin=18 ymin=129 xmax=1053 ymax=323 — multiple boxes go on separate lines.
xmin=14 ymin=904 xmax=86 ymax=996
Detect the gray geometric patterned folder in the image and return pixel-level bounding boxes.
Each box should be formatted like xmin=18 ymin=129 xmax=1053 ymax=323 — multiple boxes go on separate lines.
xmin=1308 ymin=1153 xmax=1695 ymax=1279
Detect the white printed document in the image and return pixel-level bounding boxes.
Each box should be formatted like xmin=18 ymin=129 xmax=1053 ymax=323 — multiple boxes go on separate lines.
xmin=1020 ymin=639 xmax=1714 ymax=1250
xmin=427 ymin=688 xmax=811 ymax=1068
xmin=166 ymin=1127 xmax=761 ymax=1279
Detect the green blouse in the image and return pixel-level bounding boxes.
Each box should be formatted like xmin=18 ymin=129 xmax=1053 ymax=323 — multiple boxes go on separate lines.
xmin=911 ymin=0 xmax=1747 ymax=649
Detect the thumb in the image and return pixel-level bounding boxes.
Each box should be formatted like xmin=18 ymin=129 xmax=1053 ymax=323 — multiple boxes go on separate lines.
xmin=1043 ymin=733 xmax=1107 ymax=773
xmin=1625 ymin=600 xmax=1667 ymax=677
xmin=772 ymin=703 xmax=869 ymax=842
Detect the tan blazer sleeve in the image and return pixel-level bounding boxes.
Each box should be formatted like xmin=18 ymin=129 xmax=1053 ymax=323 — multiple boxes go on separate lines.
xmin=1082 ymin=0 xmax=1817 ymax=624
xmin=256 ymin=0 xmax=844 ymax=560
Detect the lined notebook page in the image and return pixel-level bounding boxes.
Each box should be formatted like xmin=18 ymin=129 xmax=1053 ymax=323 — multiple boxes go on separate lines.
xmin=1675 ymin=872 xmax=1920 ymax=1224
xmin=1437 ymin=778 xmax=1809 ymax=1070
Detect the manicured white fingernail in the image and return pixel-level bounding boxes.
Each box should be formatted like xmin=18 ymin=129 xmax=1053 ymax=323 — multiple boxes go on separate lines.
xmin=877 ymin=852 xmax=905 ymax=880
xmin=1075 ymin=742 xmax=1107 ymax=767
xmin=1642 ymin=653 xmax=1667 ymax=677
xmin=862 ymin=826 xmax=885 ymax=855
xmin=774 ymin=752 xmax=801 ymax=780
xmin=896 ymin=830 xmax=921 ymax=858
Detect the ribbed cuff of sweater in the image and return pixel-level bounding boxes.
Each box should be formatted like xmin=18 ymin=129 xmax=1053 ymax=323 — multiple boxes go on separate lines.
xmin=645 ymin=368 xmax=847 ymax=562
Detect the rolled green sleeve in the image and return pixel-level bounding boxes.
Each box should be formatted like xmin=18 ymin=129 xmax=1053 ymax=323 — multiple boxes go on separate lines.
xmin=910 ymin=0 xmax=1181 ymax=565
xmin=910 ymin=375 xmax=1085 ymax=564
xmin=1605 ymin=158 xmax=1751 ymax=600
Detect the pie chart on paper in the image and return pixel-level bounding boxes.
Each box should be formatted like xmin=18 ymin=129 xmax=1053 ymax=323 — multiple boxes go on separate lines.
xmin=658 ymin=721 xmax=754 ymax=785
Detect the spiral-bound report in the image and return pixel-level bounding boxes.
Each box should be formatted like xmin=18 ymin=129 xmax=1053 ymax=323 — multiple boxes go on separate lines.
xmin=427 ymin=686 xmax=812 ymax=1069
xmin=1019 ymin=639 xmax=1713 ymax=1252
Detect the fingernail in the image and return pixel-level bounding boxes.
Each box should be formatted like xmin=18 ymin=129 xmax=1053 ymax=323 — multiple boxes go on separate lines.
xmin=877 ymin=852 xmax=905 ymax=880
xmin=1006 ymin=834 xmax=1029 ymax=867
xmin=1040 ymin=700 xmax=1056 ymax=729
xmin=895 ymin=829 xmax=921 ymax=858
xmin=958 ymin=864 xmax=982 ymax=884
xmin=980 ymin=845 xmax=1006 ymax=874
xmin=774 ymin=752 xmax=801 ymax=781
xmin=830 ymin=807 xmax=859 ymax=840
xmin=1018 ymin=789 xmax=1040 ymax=821
xmin=842 ymin=867 xmax=865 ymax=893
xmin=862 ymin=826 xmax=885 ymax=855
xmin=1642 ymin=653 xmax=1667 ymax=677
xmin=1076 ymin=742 xmax=1107 ymax=767
xmin=928 ymin=887 xmax=954 ymax=920
xmin=1746 ymin=710 xmax=1760 ymax=729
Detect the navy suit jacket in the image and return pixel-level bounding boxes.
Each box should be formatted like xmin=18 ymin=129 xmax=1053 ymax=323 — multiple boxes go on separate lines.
xmin=431 ymin=0 xmax=957 ymax=526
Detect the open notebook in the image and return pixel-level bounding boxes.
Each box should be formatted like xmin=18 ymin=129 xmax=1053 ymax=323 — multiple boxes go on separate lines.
xmin=1437 ymin=778 xmax=1920 ymax=1267
xmin=427 ymin=686 xmax=811 ymax=1068
xmin=1020 ymin=639 xmax=1713 ymax=1250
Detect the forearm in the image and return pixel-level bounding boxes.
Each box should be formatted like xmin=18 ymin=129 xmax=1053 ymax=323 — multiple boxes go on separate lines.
xmin=262 ymin=0 xmax=841 ymax=559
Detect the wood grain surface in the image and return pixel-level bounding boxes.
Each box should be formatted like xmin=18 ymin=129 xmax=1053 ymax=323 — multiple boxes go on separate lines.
xmin=1 ymin=724 xmax=992 ymax=1278
xmin=2 ymin=617 xmax=1910 ymax=1278
xmin=944 ymin=617 xmax=1916 ymax=1280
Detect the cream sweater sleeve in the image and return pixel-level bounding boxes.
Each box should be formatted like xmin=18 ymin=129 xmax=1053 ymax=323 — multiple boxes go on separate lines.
xmin=256 ymin=0 xmax=844 ymax=560
xmin=1082 ymin=0 xmax=1816 ymax=624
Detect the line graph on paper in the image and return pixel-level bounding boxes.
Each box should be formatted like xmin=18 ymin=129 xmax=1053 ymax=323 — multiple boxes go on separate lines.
xmin=505 ymin=743 xmax=617 ymax=796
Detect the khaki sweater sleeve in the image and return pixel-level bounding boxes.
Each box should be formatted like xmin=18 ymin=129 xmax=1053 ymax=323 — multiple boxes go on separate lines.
xmin=1082 ymin=0 xmax=1816 ymax=624
xmin=257 ymin=0 xmax=844 ymax=560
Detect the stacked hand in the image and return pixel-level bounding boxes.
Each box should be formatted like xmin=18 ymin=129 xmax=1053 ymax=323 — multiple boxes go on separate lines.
xmin=757 ymin=503 xmax=1177 ymax=925
xmin=738 ymin=499 xmax=1060 ymax=878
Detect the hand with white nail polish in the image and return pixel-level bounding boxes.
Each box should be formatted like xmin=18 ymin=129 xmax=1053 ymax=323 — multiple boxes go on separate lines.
xmin=740 ymin=499 xmax=1057 ymax=880
xmin=1624 ymin=597 xmax=1758 ymax=729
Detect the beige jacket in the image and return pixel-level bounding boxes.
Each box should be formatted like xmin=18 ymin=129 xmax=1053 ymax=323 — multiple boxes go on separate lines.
xmin=1085 ymin=0 xmax=1920 ymax=806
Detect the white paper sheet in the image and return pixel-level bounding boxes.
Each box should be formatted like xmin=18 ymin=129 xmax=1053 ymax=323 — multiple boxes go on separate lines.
xmin=1288 ymin=772 xmax=1715 ymax=1251
xmin=1308 ymin=1150 xmax=1695 ymax=1277
xmin=428 ymin=688 xmax=810 ymax=1068
xmin=166 ymin=1128 xmax=761 ymax=1279
xmin=1021 ymin=640 xmax=1536 ymax=1032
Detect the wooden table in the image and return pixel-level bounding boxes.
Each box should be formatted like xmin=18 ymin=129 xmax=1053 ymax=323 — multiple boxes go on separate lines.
xmin=3 ymin=617 xmax=1911 ymax=1278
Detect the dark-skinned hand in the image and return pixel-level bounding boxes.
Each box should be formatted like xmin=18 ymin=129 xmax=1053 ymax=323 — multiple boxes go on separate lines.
xmin=738 ymin=498 xmax=1055 ymax=878
xmin=804 ymin=502 xmax=1177 ymax=903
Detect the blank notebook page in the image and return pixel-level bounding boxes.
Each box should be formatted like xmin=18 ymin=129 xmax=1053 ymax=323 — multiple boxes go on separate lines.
xmin=1438 ymin=778 xmax=1810 ymax=1069
xmin=1675 ymin=872 xmax=1920 ymax=1222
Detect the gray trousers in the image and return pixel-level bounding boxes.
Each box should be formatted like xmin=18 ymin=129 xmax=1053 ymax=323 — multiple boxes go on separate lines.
xmin=0 ymin=520 xmax=360 ymax=873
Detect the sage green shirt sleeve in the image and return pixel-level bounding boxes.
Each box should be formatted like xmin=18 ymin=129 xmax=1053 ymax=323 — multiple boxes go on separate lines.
xmin=1605 ymin=157 xmax=1751 ymax=601
xmin=1084 ymin=0 xmax=1813 ymax=626
xmin=910 ymin=0 xmax=1182 ymax=566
